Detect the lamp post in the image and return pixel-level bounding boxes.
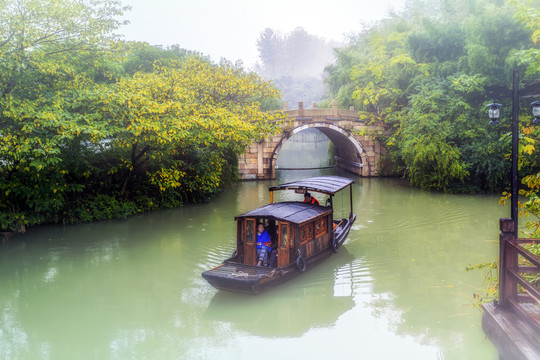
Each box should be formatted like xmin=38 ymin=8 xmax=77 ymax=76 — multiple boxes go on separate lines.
xmin=487 ymin=70 xmax=540 ymax=238
xmin=510 ymin=70 xmax=519 ymax=238
xmin=487 ymin=70 xmax=540 ymax=308
xmin=486 ymin=70 xmax=519 ymax=237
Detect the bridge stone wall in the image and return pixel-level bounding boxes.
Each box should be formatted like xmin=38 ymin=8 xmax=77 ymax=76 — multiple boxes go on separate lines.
xmin=238 ymin=102 xmax=389 ymax=180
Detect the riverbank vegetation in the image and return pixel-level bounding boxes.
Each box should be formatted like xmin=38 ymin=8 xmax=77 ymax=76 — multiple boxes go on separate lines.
xmin=0 ymin=0 xmax=282 ymax=232
xmin=325 ymin=0 xmax=540 ymax=195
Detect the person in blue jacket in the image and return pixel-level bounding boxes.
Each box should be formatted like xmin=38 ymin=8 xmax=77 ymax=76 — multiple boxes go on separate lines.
xmin=256 ymin=223 xmax=272 ymax=266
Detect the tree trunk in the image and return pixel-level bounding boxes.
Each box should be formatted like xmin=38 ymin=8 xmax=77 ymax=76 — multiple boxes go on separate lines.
xmin=120 ymin=142 xmax=150 ymax=196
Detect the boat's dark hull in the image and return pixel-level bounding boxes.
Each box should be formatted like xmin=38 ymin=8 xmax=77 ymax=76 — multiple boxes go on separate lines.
xmin=202 ymin=214 xmax=355 ymax=294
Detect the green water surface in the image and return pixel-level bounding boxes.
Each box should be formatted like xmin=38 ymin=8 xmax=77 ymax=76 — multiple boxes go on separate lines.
xmin=0 ymin=169 xmax=502 ymax=360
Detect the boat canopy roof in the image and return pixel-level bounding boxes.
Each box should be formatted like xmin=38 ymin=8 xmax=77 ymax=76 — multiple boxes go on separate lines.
xmin=236 ymin=202 xmax=331 ymax=224
xmin=268 ymin=176 xmax=354 ymax=196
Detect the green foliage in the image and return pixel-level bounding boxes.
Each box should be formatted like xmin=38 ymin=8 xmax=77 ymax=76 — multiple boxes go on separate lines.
xmin=508 ymin=0 xmax=540 ymax=75
xmin=465 ymin=261 xmax=498 ymax=306
xmin=407 ymin=20 xmax=465 ymax=63
xmin=325 ymin=0 xmax=540 ymax=192
xmin=62 ymin=194 xmax=138 ymax=224
xmin=0 ymin=0 xmax=129 ymax=98
xmin=520 ymin=171 xmax=540 ymax=237
xmin=122 ymin=43 xmax=205 ymax=76
xmin=0 ymin=0 xmax=283 ymax=231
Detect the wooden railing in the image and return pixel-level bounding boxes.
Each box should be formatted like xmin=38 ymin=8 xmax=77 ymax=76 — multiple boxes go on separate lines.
xmin=498 ymin=218 xmax=540 ymax=328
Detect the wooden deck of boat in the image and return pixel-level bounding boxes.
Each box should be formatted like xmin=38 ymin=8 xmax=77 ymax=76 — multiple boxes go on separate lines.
xmin=210 ymin=262 xmax=283 ymax=278
xmin=482 ymin=302 xmax=540 ymax=360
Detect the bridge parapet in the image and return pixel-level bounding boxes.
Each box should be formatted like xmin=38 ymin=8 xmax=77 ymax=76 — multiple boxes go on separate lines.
xmin=283 ymin=100 xmax=365 ymax=120
xmin=238 ymin=101 xmax=389 ymax=180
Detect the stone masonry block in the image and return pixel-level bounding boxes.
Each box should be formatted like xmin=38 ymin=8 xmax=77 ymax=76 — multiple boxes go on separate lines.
xmin=243 ymin=163 xmax=258 ymax=170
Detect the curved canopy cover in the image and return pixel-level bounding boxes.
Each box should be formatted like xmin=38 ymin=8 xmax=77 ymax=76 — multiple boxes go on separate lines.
xmin=236 ymin=202 xmax=331 ymax=224
xmin=268 ymin=176 xmax=354 ymax=196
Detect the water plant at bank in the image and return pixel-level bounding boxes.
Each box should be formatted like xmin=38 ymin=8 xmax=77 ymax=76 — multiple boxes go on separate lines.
xmin=467 ymin=171 xmax=540 ymax=305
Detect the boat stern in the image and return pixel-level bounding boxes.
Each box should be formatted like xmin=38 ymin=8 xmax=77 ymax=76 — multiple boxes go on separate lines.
xmin=202 ymin=263 xmax=283 ymax=294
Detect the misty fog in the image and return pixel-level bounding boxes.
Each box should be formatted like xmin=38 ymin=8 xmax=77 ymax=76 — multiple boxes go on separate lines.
xmin=254 ymin=27 xmax=339 ymax=109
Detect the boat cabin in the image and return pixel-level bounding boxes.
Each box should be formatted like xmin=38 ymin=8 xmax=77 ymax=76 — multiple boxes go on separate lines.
xmin=235 ymin=202 xmax=333 ymax=268
xmin=233 ymin=176 xmax=355 ymax=269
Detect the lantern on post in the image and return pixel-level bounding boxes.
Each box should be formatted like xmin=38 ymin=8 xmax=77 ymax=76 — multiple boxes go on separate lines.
xmin=531 ymin=100 xmax=540 ymax=124
xmin=486 ymin=102 xmax=502 ymax=125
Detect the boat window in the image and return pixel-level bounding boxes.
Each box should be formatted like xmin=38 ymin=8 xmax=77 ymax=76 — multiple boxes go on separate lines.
xmin=315 ymin=217 xmax=327 ymax=237
xmin=280 ymin=223 xmax=289 ymax=248
xmin=300 ymin=222 xmax=314 ymax=245
xmin=246 ymin=219 xmax=255 ymax=244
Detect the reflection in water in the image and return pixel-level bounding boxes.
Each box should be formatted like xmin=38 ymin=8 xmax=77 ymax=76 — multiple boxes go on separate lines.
xmin=0 ymin=169 xmax=501 ymax=359
xmin=205 ymin=247 xmax=356 ymax=337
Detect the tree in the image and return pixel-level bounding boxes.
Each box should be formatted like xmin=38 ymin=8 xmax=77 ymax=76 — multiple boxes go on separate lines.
xmin=256 ymin=28 xmax=282 ymax=79
xmin=508 ymin=0 xmax=540 ymax=77
xmin=0 ymin=0 xmax=128 ymax=231
xmin=100 ymin=57 xmax=282 ymax=198
xmin=399 ymin=79 xmax=470 ymax=190
xmin=0 ymin=1 xmax=284 ymax=232
xmin=324 ymin=0 xmax=539 ymax=192
xmin=0 ymin=0 xmax=128 ymax=98
xmin=122 ymin=43 xmax=203 ymax=76
xmin=255 ymin=27 xmax=337 ymax=108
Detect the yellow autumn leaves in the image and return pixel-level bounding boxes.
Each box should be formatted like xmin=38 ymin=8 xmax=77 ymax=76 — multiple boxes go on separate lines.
xmin=101 ymin=57 xmax=283 ymax=193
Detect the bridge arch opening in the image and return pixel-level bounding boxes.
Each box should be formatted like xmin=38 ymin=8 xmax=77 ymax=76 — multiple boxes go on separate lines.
xmin=271 ymin=122 xmax=369 ymax=178
xmin=275 ymin=128 xmax=334 ymax=169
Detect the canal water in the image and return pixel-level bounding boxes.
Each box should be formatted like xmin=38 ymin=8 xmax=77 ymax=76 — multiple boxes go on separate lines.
xmin=0 ymin=169 xmax=503 ymax=360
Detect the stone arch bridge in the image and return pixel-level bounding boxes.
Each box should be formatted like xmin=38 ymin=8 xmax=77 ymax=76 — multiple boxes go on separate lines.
xmin=239 ymin=102 xmax=388 ymax=180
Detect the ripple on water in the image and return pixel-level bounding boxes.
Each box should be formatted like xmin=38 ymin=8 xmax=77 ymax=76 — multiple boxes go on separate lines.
xmin=436 ymin=347 xmax=445 ymax=360
xmin=194 ymin=243 xmax=235 ymax=274
xmin=334 ymin=258 xmax=374 ymax=294
xmin=356 ymin=203 xmax=481 ymax=235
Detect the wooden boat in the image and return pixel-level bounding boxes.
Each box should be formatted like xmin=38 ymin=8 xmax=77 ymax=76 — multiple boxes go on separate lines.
xmin=202 ymin=176 xmax=356 ymax=294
